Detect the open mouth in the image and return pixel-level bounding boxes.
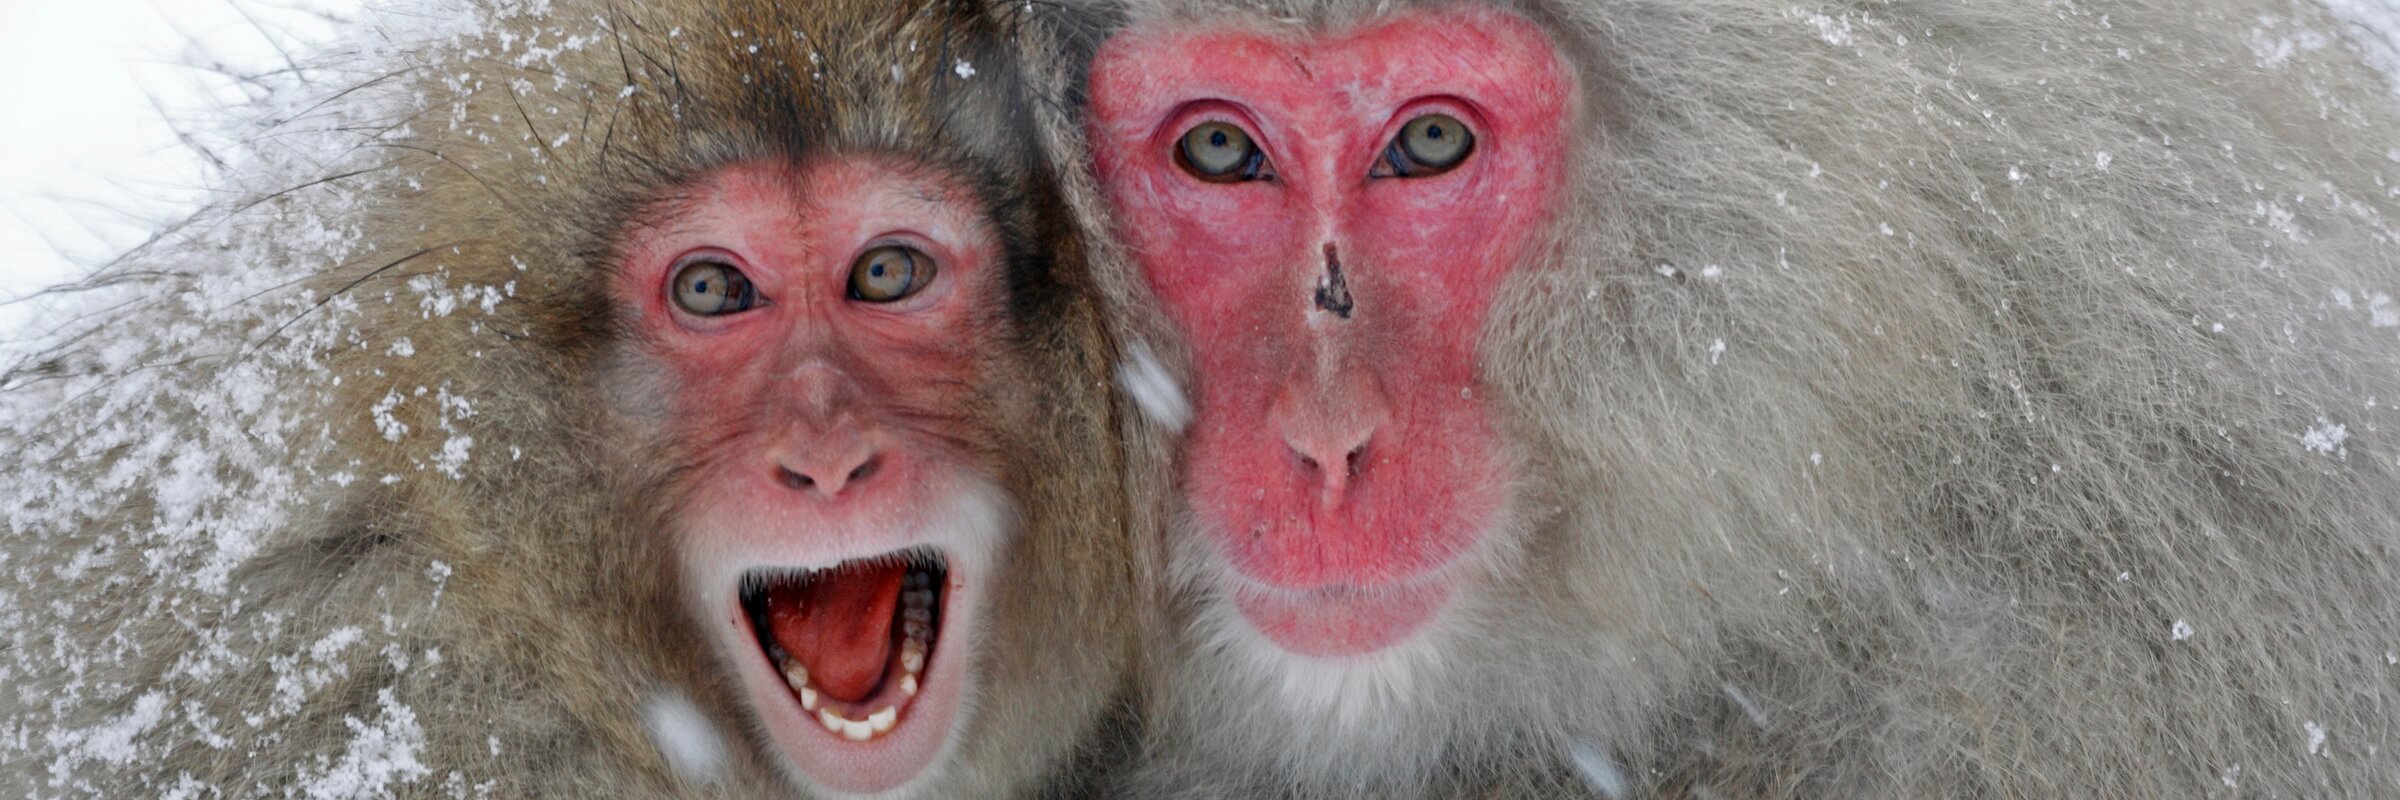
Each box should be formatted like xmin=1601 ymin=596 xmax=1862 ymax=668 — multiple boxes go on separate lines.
xmin=740 ymin=549 xmax=946 ymax=742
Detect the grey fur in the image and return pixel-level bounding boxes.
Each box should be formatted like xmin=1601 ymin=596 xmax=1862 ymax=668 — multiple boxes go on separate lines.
xmin=1030 ymin=0 xmax=2400 ymax=797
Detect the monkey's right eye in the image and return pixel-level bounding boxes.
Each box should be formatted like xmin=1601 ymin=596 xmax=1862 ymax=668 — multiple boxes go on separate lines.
xmin=670 ymin=258 xmax=761 ymax=316
xmin=849 ymin=245 xmax=937 ymax=303
xmin=1176 ymin=121 xmax=1270 ymax=183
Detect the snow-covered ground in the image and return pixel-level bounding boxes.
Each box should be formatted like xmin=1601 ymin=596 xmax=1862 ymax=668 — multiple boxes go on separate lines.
xmin=0 ymin=0 xmax=358 ymax=338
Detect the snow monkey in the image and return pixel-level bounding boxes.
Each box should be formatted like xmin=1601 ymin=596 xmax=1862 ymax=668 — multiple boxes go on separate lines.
xmin=0 ymin=0 xmax=1140 ymax=797
xmin=1034 ymin=0 xmax=2400 ymax=796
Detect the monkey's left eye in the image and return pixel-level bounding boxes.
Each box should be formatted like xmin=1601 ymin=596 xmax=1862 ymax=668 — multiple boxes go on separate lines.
xmin=1372 ymin=113 xmax=1475 ymax=179
xmin=1176 ymin=121 xmax=1272 ymax=183
xmin=850 ymin=245 xmax=937 ymax=303
xmin=671 ymin=258 xmax=761 ymax=316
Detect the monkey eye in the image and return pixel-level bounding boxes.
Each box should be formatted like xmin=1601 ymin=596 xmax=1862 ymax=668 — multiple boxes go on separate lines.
xmin=671 ymin=257 xmax=762 ymax=316
xmin=1371 ymin=113 xmax=1475 ymax=179
xmin=849 ymin=245 xmax=938 ymax=303
xmin=1176 ymin=121 xmax=1272 ymax=183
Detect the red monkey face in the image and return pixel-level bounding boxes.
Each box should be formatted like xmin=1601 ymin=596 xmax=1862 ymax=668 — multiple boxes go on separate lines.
xmin=1089 ymin=6 xmax=1577 ymax=658
xmin=613 ymin=159 xmax=1009 ymax=795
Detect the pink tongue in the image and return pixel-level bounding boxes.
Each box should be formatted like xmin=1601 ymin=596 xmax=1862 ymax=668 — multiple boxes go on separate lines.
xmin=764 ymin=563 xmax=909 ymax=702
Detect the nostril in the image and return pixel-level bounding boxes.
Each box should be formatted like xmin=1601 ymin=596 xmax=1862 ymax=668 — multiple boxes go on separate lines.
xmin=1297 ymin=454 xmax=1321 ymax=473
xmin=1345 ymin=444 xmax=1366 ymax=477
xmin=779 ymin=465 xmax=815 ymax=491
xmin=847 ymin=454 xmax=881 ymax=485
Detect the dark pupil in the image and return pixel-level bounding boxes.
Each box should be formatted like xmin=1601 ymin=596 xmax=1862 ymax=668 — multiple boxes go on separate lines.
xmin=871 ymin=263 xmax=887 ymax=277
xmin=1209 ymin=130 xmax=1230 ymax=148
xmin=1425 ymin=125 xmax=1445 ymax=140
xmin=694 ymin=279 xmax=711 ymax=294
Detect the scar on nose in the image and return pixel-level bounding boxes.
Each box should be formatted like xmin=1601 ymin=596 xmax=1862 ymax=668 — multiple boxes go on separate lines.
xmin=1315 ymin=243 xmax=1355 ymax=319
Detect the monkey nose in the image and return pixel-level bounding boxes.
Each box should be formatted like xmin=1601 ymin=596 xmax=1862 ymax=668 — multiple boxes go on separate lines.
xmin=775 ymin=437 xmax=884 ymax=499
xmin=1273 ymin=401 xmax=1388 ymax=506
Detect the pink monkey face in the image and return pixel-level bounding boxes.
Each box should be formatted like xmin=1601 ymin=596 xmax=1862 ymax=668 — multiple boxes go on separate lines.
xmin=1089 ymin=6 xmax=1577 ymax=656
xmin=615 ymin=159 xmax=1007 ymax=794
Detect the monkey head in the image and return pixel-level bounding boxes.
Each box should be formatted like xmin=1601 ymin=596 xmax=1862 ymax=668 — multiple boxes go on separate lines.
xmin=574 ymin=3 xmax=1121 ymax=796
xmin=1085 ymin=4 xmax=1577 ymax=667
xmin=614 ymin=157 xmax=1014 ymax=794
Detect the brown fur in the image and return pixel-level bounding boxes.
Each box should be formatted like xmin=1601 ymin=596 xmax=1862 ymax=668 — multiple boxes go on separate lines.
xmin=0 ymin=1 xmax=1139 ymax=797
xmin=1032 ymin=0 xmax=2400 ymax=797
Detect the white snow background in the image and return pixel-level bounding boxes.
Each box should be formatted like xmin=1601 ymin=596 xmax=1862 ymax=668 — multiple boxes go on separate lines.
xmin=0 ymin=0 xmax=362 ymax=339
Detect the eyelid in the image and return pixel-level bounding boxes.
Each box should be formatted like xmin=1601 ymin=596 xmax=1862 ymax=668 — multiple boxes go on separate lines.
xmin=1385 ymin=96 xmax=1485 ymax=133
xmin=1160 ymin=102 xmax=1271 ymax=162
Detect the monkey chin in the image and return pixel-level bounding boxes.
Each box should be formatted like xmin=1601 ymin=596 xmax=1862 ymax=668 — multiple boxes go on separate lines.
xmin=1184 ymin=450 xmax=1517 ymax=658
xmin=1228 ymin=577 xmax=1453 ymax=657
xmin=685 ymin=475 xmax=1013 ymax=798
xmin=1170 ymin=497 xmax=1532 ymax=726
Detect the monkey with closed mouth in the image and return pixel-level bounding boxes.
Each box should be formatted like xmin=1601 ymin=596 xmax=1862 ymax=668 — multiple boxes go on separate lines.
xmin=1032 ymin=0 xmax=2400 ymax=797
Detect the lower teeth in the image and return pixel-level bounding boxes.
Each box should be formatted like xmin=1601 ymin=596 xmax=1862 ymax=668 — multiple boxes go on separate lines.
xmin=765 ymin=565 xmax=940 ymax=741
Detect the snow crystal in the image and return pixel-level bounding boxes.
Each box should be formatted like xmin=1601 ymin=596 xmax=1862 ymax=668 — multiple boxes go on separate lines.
xmin=953 ymin=59 xmax=977 ymax=79
xmin=1804 ymin=13 xmax=1855 ymax=47
xmin=643 ymin=690 xmax=729 ymax=784
xmin=298 ymin=689 xmax=431 ymax=799
xmin=311 ymin=627 xmax=367 ymax=662
xmin=1117 ymin=341 xmax=1192 ymax=433
xmin=2171 ymin=619 xmax=2194 ymax=641
xmin=2369 ymin=293 xmax=2397 ymax=328
xmin=45 ymin=690 xmax=169 ymax=782
xmin=270 ymin=628 xmax=368 ymax=717
xmin=434 ymin=434 xmax=475 ymax=479
xmin=2306 ymin=720 xmax=2329 ymax=756
xmin=2300 ymin=417 xmax=2350 ymax=458
xmin=1721 ymin=683 xmax=1771 ymax=729
xmin=2243 ymin=16 xmax=2331 ymax=70
xmin=373 ymin=391 xmax=410 ymax=442
xmin=1565 ymin=739 xmax=1629 ymax=799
